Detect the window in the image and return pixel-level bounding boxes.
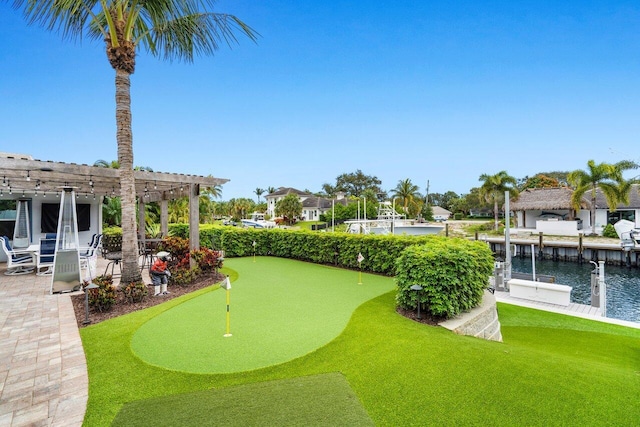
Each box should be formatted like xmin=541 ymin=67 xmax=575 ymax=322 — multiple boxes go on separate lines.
xmin=607 ymin=210 xmax=635 ymax=225
xmin=0 ymin=200 xmax=17 ymax=238
xmin=41 ymin=203 xmax=91 ymax=233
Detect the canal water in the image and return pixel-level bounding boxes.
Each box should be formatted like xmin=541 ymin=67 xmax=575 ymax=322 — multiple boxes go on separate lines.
xmin=510 ymin=257 xmax=640 ymax=324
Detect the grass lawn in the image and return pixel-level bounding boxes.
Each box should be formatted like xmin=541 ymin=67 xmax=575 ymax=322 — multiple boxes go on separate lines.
xmin=80 ymin=257 xmax=640 ymax=426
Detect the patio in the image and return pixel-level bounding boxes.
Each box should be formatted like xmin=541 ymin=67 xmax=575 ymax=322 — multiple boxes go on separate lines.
xmin=0 ymin=256 xmax=146 ymax=427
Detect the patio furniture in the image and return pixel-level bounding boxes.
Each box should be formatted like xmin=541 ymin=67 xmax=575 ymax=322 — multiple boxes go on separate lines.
xmin=80 ymin=234 xmax=102 ymax=277
xmin=1 ymin=236 xmax=36 ymax=275
xmin=36 ymin=237 xmax=56 ymax=276
xmin=138 ymin=238 xmax=163 ymax=272
xmin=101 ymin=234 xmax=122 ymax=277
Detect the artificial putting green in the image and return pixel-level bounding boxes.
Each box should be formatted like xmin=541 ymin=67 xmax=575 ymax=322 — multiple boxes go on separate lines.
xmin=131 ymin=257 xmax=395 ymax=373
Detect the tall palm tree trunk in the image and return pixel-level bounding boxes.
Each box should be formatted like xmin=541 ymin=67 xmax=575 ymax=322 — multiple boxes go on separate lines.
xmin=115 ymin=68 xmax=142 ymax=283
xmin=494 ymin=198 xmax=499 ymax=231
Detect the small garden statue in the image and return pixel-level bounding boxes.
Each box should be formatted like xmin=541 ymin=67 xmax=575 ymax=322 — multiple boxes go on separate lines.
xmin=151 ymin=251 xmax=171 ymax=296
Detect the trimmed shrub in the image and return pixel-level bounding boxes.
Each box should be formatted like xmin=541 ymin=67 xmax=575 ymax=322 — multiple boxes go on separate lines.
xmin=121 ymin=281 xmax=148 ymax=303
xmin=85 ymin=275 xmax=117 ymax=312
xmin=453 ymin=212 xmax=463 ymax=220
xmin=191 ymin=248 xmax=224 ymax=272
xmin=395 ymin=239 xmax=494 ymax=319
xmin=602 ymin=223 xmax=618 ymax=238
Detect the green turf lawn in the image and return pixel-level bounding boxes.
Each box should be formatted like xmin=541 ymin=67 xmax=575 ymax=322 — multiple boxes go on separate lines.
xmin=80 ymin=257 xmax=640 ymax=426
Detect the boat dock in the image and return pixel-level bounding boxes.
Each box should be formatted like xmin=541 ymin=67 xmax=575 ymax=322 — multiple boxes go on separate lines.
xmin=480 ymin=234 xmax=640 ymax=267
xmin=494 ymin=290 xmax=640 ymax=329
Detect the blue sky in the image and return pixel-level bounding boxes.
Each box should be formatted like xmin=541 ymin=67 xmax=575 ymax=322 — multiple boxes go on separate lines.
xmin=1 ymin=1 xmax=639 ymax=200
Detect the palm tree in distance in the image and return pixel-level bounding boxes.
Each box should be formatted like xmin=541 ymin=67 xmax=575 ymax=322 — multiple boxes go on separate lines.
xmin=254 ymin=188 xmax=265 ymax=203
xmin=392 ymin=179 xmax=421 ymax=213
xmin=478 ymin=171 xmax=518 ymax=231
xmin=14 ymin=2 xmax=258 ymax=283
xmin=568 ymin=160 xmax=637 ymax=235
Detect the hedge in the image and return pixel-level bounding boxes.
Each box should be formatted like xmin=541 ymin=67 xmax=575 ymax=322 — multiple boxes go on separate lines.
xmin=167 ymin=224 xmax=492 ymax=279
xmin=395 ymin=239 xmax=494 ymax=318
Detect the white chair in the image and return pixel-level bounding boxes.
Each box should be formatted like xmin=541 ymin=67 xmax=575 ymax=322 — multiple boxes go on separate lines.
xmin=1 ymin=236 xmax=36 ymax=275
xmin=36 ymin=237 xmax=56 ymax=276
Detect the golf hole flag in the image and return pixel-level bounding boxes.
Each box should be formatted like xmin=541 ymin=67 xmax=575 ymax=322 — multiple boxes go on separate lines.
xmin=357 ymin=252 xmax=364 ymax=285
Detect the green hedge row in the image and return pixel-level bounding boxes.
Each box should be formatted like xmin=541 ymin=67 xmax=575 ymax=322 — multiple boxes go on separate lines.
xmin=168 ymin=224 xmax=492 ymax=278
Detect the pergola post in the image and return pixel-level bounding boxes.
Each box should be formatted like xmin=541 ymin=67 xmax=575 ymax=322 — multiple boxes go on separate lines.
xmin=160 ymin=198 xmax=169 ymax=237
xmin=138 ymin=197 xmax=146 ymax=240
xmin=189 ymin=183 xmax=200 ymax=269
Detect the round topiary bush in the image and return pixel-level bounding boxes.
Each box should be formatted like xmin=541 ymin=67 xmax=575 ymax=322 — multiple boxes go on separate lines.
xmin=395 ymin=239 xmax=494 ymax=319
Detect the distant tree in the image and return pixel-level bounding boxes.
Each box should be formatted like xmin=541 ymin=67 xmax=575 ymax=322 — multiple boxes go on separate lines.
xmin=479 ymin=171 xmax=519 ymax=231
xmin=421 ymin=203 xmax=434 ymax=221
xmin=520 ymin=174 xmax=560 ymax=190
xmin=267 ymin=186 xmax=277 ymax=194
xmin=102 ymin=197 xmax=121 ymax=226
xmin=254 ymin=188 xmax=265 ymax=203
xmin=568 ymin=160 xmax=637 ymax=235
xmin=392 ymin=179 xmax=421 ymax=213
xmin=228 ymin=198 xmax=254 ymax=221
xmin=275 ymin=194 xmax=302 ymax=224
xmin=201 ymin=183 xmax=222 ymax=201
xmin=428 ymin=191 xmax=460 ymax=211
xmin=330 ymin=169 xmax=384 ymax=198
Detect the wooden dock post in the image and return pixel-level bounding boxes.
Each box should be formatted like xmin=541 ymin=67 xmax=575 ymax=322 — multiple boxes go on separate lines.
xmin=538 ymin=233 xmax=544 ymax=259
xmin=578 ymin=233 xmax=583 ymax=264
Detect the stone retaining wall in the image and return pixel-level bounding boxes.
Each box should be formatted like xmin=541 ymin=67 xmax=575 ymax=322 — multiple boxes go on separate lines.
xmin=439 ymin=290 xmax=502 ymax=342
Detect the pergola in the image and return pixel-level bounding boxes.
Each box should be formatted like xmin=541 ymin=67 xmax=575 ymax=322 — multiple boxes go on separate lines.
xmin=0 ymin=152 xmax=228 ymax=250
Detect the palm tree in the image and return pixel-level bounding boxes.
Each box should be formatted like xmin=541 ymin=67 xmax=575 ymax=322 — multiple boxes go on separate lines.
xmin=568 ymin=160 xmax=637 ymax=235
xmin=254 ymin=187 xmax=265 ymax=203
xmin=478 ymin=171 xmax=518 ymax=231
xmin=14 ymin=2 xmax=257 ymax=283
xmin=391 ymin=179 xmax=421 ymax=213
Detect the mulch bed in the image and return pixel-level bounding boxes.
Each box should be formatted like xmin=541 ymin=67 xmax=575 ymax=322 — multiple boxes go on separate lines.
xmin=396 ymin=306 xmax=444 ymax=326
xmin=71 ymin=271 xmax=224 ymax=328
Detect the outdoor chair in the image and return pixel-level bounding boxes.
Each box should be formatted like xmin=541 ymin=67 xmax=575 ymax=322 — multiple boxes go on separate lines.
xmin=101 ymin=234 xmax=122 ymax=277
xmin=80 ymin=234 xmax=102 ymax=277
xmin=1 ymin=236 xmax=36 ymax=275
xmin=36 ymin=237 xmax=56 ymax=276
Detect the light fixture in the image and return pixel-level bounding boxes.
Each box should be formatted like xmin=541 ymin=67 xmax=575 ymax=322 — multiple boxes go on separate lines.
xmin=26 ymin=171 xmax=30 ymax=181
xmin=0 ymin=189 xmax=3 ymax=197
xmin=35 ymin=180 xmax=41 ymax=190
xmin=43 ymin=192 xmax=46 ymax=198
xmin=22 ymin=191 xmax=25 ymax=197
xmin=2 ymin=176 xmax=6 ymax=186
xmin=89 ymin=175 xmax=93 ymax=187
xmin=154 ymin=181 xmax=157 ymax=190
xmin=34 ymin=191 xmax=37 ymax=197
xmin=9 ymin=186 xmax=12 ymax=195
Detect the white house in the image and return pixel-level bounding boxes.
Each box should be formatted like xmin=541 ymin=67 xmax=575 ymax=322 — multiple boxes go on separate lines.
xmin=510 ymin=186 xmax=640 ymax=236
xmin=265 ymin=187 xmax=348 ymax=221
xmin=432 ymin=206 xmax=452 ymax=221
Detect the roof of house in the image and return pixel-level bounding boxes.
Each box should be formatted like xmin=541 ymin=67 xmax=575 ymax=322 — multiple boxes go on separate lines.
xmin=432 ymin=206 xmax=452 ymax=216
xmin=267 ymin=187 xmax=311 ymax=197
xmin=510 ymin=187 xmax=589 ymax=211
xmin=594 ymin=183 xmax=640 ymax=209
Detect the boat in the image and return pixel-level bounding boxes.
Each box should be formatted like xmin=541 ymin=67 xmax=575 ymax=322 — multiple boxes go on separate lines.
xmin=240 ymin=212 xmax=276 ymax=229
xmin=613 ymin=219 xmax=640 ymax=250
xmin=344 ymin=202 xmax=444 ymax=236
